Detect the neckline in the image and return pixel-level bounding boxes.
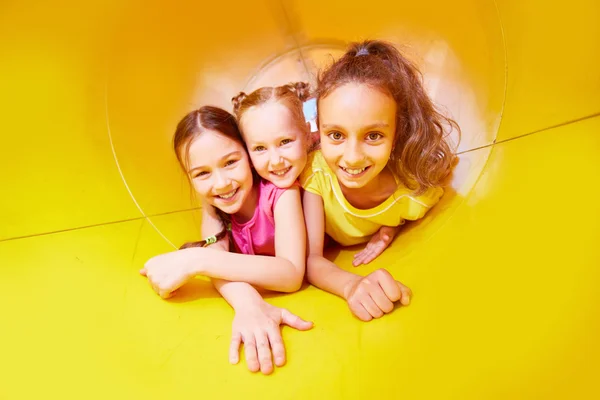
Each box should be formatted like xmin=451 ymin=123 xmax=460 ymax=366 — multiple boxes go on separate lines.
xmin=318 ymin=152 xmax=411 ymax=218
xmin=232 ymin=181 xmax=262 ymax=226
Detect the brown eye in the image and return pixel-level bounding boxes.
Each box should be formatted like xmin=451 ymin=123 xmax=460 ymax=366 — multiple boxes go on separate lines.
xmin=367 ymin=132 xmax=383 ymax=141
xmin=280 ymin=138 xmax=293 ymax=145
xmin=193 ymin=171 xmax=209 ymax=178
xmin=328 ymin=131 xmax=343 ymax=141
xmin=224 ymin=159 xmax=239 ymax=167
xmin=253 ymin=145 xmax=266 ymax=152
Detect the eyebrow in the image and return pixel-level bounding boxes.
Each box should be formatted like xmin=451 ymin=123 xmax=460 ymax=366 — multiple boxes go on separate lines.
xmin=188 ymin=151 xmax=241 ymax=173
xmin=321 ymin=122 xmax=390 ymax=130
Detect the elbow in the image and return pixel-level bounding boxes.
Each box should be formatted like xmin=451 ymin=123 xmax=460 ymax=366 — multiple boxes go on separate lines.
xmin=281 ymin=270 xmax=304 ymax=293
xmin=281 ymin=280 xmax=303 ymax=293
xmin=278 ymin=264 xmax=305 ymax=293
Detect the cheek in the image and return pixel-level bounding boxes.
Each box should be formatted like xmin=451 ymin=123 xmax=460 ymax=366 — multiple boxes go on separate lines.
xmin=287 ymin=145 xmax=307 ymax=163
xmin=248 ymin=153 xmax=264 ymax=169
xmin=236 ymin=160 xmax=255 ymax=183
xmin=320 ymin=141 xmax=341 ymax=161
xmin=368 ymin=144 xmax=394 ymax=164
xmin=192 ymin=180 xmax=211 ymax=198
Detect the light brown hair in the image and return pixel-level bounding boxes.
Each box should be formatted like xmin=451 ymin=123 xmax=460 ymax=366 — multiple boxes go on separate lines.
xmin=317 ymin=40 xmax=460 ymax=193
xmin=232 ymin=82 xmax=312 ymax=140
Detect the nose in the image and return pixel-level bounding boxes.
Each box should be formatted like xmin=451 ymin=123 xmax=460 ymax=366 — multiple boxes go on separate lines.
xmin=213 ymin=169 xmax=231 ymax=190
xmin=343 ymin=139 xmax=364 ymax=166
xmin=268 ymin=149 xmax=284 ymax=168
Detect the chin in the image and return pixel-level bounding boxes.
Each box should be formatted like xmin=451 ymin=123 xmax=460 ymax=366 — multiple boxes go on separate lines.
xmin=263 ymin=167 xmax=300 ymax=189
xmin=336 ymin=173 xmax=369 ymax=189
xmin=210 ymin=197 xmax=244 ymax=215
xmin=271 ymin=176 xmax=296 ymax=188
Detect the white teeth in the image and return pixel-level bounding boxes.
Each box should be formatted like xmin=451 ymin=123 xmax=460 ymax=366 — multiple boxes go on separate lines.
xmin=218 ymin=189 xmax=237 ymax=199
xmin=272 ymin=167 xmax=290 ymax=176
xmin=343 ymin=167 xmax=366 ymax=175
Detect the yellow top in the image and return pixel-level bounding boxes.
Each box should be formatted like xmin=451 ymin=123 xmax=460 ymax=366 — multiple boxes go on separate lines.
xmin=300 ymin=150 xmax=444 ymax=246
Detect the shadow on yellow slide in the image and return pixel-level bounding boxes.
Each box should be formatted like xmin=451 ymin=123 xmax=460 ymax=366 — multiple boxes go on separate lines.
xmin=1 ymin=0 xmax=599 ymax=398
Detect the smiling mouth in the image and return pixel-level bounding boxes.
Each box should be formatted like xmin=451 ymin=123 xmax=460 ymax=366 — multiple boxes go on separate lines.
xmin=216 ymin=188 xmax=238 ymax=200
xmin=340 ymin=166 xmax=370 ymax=176
xmin=271 ymin=166 xmax=292 ymax=177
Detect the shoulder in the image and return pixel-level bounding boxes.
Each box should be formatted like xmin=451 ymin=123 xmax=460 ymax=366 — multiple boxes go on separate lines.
xmin=260 ymin=180 xmax=298 ymax=209
xmin=300 ymin=150 xmax=328 ymax=190
xmin=397 ymin=185 xmax=444 ymax=220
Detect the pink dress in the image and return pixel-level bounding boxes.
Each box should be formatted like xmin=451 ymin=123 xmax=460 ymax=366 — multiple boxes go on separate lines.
xmin=230 ymin=180 xmax=288 ymax=256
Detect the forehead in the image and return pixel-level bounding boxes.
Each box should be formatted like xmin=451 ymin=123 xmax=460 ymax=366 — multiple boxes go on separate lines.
xmin=187 ymin=129 xmax=245 ymax=169
xmin=319 ymin=82 xmax=397 ymax=128
xmin=240 ymin=101 xmax=301 ymax=142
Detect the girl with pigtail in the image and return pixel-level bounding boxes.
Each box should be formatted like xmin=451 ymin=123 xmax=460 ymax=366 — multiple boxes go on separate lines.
xmin=301 ymin=40 xmax=460 ymax=322
xmin=141 ymin=83 xmax=315 ymax=375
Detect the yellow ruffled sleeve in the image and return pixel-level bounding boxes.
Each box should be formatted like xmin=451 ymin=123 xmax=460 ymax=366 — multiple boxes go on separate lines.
xmin=299 ymin=150 xmax=325 ymax=196
xmin=403 ymin=186 xmax=444 ymax=220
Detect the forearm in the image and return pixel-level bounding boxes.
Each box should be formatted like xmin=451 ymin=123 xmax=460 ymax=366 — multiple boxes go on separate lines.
xmin=192 ymin=248 xmax=304 ymax=293
xmin=306 ymin=254 xmax=359 ymax=299
xmin=212 ymin=278 xmax=264 ymax=311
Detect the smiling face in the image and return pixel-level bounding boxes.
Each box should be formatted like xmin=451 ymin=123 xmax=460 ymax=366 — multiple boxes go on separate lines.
xmin=239 ymin=101 xmax=308 ymax=188
xmin=318 ymin=82 xmax=397 ymax=190
xmin=186 ymin=129 xmax=254 ymax=215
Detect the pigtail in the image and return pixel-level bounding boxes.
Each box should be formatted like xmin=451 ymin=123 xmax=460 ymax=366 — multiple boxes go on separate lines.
xmin=285 ymin=81 xmax=312 ymax=102
xmin=231 ymin=92 xmax=248 ymax=115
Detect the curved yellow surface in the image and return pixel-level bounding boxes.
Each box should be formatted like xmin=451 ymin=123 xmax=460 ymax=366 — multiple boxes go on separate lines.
xmin=1 ymin=0 xmax=599 ymax=399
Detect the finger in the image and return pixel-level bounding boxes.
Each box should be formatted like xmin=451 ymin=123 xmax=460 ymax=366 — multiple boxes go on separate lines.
xmin=348 ymin=299 xmax=372 ymax=322
xmin=255 ymin=332 xmax=273 ymax=375
xmin=361 ymin=295 xmax=384 ymax=319
xmin=359 ymin=247 xmax=380 ymax=265
xmin=139 ymin=268 xmax=147 ymax=276
xmin=397 ymin=281 xmax=413 ymax=305
xmin=376 ymin=271 xmax=402 ymax=302
xmin=281 ymin=309 xmax=313 ymax=330
xmin=229 ymin=332 xmax=242 ymax=364
xmin=353 ymin=251 xmax=367 ymax=266
xmin=242 ymin=334 xmax=260 ymax=373
xmin=368 ymin=284 xmax=395 ymax=313
xmin=354 ymin=241 xmax=376 ymax=266
xmin=267 ymin=327 xmax=286 ymax=367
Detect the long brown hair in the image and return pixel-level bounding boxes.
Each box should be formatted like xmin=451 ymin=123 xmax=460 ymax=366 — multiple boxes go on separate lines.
xmin=173 ymin=106 xmax=248 ymax=249
xmin=317 ymin=40 xmax=460 ymax=193
xmin=232 ymin=82 xmax=313 ymax=146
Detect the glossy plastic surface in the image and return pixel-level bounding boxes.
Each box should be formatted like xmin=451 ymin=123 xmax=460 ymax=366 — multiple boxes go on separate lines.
xmin=1 ymin=0 xmax=599 ymax=398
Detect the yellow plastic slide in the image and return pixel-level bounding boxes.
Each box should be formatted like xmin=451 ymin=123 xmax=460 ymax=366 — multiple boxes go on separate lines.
xmin=1 ymin=0 xmax=599 ymax=398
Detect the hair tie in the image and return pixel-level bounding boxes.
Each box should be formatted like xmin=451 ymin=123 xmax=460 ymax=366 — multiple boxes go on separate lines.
xmin=356 ymin=48 xmax=369 ymax=56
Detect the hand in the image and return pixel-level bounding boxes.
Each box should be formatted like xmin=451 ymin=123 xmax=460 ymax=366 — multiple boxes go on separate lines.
xmin=139 ymin=249 xmax=198 ymax=299
xmin=343 ymin=269 xmax=412 ymax=321
xmin=353 ymin=226 xmax=399 ymax=267
xmin=230 ymin=301 xmax=313 ymax=375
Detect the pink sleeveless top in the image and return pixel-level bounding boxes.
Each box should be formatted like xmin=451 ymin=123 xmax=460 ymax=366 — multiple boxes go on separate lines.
xmin=230 ymin=180 xmax=288 ymax=256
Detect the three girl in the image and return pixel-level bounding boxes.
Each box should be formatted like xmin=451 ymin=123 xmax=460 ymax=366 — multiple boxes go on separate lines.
xmin=141 ymin=39 xmax=458 ymax=372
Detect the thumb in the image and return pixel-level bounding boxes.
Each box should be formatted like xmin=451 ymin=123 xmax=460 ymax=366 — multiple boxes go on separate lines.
xmin=139 ymin=268 xmax=147 ymax=276
xmin=397 ymin=282 xmax=412 ymax=306
xmin=281 ymin=309 xmax=313 ymax=331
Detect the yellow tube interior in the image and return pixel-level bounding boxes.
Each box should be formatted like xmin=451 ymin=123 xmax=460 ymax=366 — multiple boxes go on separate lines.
xmin=1 ymin=0 xmax=599 ymax=398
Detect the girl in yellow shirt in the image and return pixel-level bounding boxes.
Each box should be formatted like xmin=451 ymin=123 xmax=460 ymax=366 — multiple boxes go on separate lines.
xmin=301 ymin=40 xmax=459 ymax=322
